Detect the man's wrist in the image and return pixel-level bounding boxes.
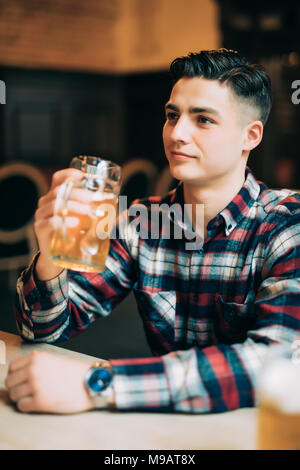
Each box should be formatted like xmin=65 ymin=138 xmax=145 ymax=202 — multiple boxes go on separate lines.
xmin=84 ymin=361 xmax=115 ymax=409
xmin=35 ymin=252 xmax=65 ymax=281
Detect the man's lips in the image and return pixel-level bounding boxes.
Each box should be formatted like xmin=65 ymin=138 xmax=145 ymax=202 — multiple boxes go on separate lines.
xmin=170 ymin=151 xmax=195 ymax=160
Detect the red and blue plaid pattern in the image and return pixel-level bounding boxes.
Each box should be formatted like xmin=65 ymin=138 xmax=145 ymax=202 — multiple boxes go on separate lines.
xmin=15 ymin=166 xmax=300 ymax=413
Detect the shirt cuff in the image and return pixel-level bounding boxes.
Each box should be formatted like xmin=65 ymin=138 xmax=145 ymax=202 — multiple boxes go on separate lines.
xmin=110 ymin=349 xmax=211 ymax=413
xmin=110 ymin=357 xmax=173 ymax=411
xmin=19 ymin=252 xmax=69 ymax=310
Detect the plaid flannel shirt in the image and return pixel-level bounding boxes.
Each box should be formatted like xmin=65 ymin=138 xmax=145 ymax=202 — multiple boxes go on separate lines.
xmin=15 ymin=166 xmax=300 ymax=413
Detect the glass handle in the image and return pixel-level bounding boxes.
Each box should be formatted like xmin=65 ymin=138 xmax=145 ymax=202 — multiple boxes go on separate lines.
xmin=54 ymin=178 xmax=76 ymax=236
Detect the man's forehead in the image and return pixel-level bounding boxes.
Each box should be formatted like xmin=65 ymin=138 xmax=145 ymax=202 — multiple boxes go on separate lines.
xmin=168 ymin=77 xmax=235 ymax=114
xmin=168 ymin=76 xmax=258 ymax=123
xmin=171 ymin=76 xmax=228 ymax=93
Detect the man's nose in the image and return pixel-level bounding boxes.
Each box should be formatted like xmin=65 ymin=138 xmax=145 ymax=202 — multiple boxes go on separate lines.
xmin=170 ymin=116 xmax=191 ymax=143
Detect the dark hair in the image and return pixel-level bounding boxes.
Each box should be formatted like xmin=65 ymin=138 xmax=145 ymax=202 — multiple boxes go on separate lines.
xmin=169 ymin=49 xmax=272 ymax=125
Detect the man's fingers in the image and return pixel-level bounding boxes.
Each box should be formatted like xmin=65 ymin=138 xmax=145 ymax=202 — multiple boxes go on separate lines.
xmin=17 ymin=396 xmax=37 ymax=413
xmin=38 ymin=187 xmax=94 ymax=212
xmin=7 ymin=352 xmax=36 ymax=373
xmin=50 ymin=169 xmax=82 ymax=190
xmin=36 ymin=199 xmax=91 ymax=221
xmin=35 ymin=199 xmax=56 ymax=219
xmin=5 ymin=366 xmax=30 ymax=389
xmin=8 ymin=381 xmax=33 ymax=403
xmin=34 ymin=216 xmax=79 ymax=233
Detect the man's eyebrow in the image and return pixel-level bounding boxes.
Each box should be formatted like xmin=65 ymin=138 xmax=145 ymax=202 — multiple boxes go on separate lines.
xmin=164 ymin=103 xmax=220 ymax=116
xmin=165 ymin=103 xmax=179 ymax=112
xmin=189 ymin=106 xmax=220 ymax=117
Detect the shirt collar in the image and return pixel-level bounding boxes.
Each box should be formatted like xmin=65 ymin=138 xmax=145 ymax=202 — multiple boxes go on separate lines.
xmin=216 ymin=166 xmax=261 ymax=236
xmin=169 ymin=166 xmax=261 ymax=237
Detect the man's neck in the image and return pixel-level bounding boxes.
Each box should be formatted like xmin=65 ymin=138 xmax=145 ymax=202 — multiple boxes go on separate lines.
xmin=183 ymin=168 xmax=246 ymax=239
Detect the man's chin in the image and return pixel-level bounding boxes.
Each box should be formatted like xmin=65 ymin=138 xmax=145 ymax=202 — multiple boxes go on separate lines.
xmin=169 ymin=165 xmax=202 ymax=184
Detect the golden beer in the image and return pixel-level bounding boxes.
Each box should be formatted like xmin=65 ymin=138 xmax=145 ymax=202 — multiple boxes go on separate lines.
xmin=50 ymin=197 xmax=118 ymax=273
xmin=49 ymin=156 xmax=121 ymax=273
xmin=257 ymin=403 xmax=300 ymax=450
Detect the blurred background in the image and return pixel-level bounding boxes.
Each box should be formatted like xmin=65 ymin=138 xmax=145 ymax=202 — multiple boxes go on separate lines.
xmin=0 ymin=0 xmax=300 ymax=359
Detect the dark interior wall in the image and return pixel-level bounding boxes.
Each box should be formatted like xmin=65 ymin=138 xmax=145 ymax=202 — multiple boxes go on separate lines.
xmin=217 ymin=0 xmax=300 ymax=60
xmin=0 ymin=66 xmax=173 ymax=170
xmin=216 ymin=0 xmax=300 ymax=189
xmin=123 ymin=72 xmax=172 ymax=171
xmin=0 ymin=67 xmax=126 ymax=170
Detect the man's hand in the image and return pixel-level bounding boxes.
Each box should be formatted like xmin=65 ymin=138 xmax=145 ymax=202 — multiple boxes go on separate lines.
xmin=5 ymin=351 xmax=94 ymax=414
xmin=34 ymin=168 xmax=83 ymax=281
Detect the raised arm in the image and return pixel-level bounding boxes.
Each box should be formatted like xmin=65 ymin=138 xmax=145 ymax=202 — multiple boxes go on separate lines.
xmin=14 ymin=167 xmax=136 ymax=343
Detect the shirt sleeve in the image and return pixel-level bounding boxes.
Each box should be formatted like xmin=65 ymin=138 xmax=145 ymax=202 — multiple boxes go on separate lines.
xmin=109 ymin=210 xmax=300 ymax=413
xmin=14 ymin=229 xmax=136 ymax=343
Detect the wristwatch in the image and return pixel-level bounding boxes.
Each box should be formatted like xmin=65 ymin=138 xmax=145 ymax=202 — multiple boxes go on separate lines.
xmin=84 ymin=360 xmax=114 ymax=409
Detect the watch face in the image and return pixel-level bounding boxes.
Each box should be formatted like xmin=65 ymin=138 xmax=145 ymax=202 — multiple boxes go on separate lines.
xmin=87 ymin=367 xmax=112 ymax=393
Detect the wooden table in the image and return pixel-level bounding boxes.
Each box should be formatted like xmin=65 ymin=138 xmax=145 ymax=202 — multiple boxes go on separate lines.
xmin=0 ymin=330 xmax=258 ymax=450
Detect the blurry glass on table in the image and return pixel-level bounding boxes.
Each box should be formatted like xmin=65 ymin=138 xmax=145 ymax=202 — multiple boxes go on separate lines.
xmin=257 ymin=341 xmax=300 ymax=450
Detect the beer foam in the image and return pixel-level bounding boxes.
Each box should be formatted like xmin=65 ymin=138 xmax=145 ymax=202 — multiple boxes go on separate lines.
xmin=92 ymin=192 xmax=115 ymax=202
xmin=258 ymin=358 xmax=300 ymax=414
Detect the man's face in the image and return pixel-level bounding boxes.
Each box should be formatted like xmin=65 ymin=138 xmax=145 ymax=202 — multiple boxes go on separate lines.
xmin=163 ymin=77 xmax=253 ymax=187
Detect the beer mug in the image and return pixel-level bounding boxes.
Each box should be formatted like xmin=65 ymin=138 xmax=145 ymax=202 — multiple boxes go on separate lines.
xmin=257 ymin=341 xmax=300 ymax=450
xmin=49 ymin=156 xmax=121 ymax=273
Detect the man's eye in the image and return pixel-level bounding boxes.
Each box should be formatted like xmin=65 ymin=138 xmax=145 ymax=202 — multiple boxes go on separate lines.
xmin=166 ymin=112 xmax=179 ymax=121
xmin=197 ymin=116 xmax=213 ymax=124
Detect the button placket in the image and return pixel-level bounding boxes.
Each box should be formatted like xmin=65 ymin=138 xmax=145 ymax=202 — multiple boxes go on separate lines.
xmin=189 ymin=250 xmax=206 ymax=344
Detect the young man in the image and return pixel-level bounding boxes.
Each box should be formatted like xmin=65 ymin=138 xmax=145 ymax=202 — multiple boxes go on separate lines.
xmin=6 ymin=49 xmax=300 ymax=414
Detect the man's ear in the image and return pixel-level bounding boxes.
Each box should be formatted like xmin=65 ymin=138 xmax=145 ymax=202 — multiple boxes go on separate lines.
xmin=243 ymin=120 xmax=263 ymax=152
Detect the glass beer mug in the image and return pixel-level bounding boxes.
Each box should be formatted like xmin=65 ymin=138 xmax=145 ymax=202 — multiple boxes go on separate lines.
xmin=257 ymin=341 xmax=300 ymax=450
xmin=49 ymin=156 xmax=121 ymax=273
